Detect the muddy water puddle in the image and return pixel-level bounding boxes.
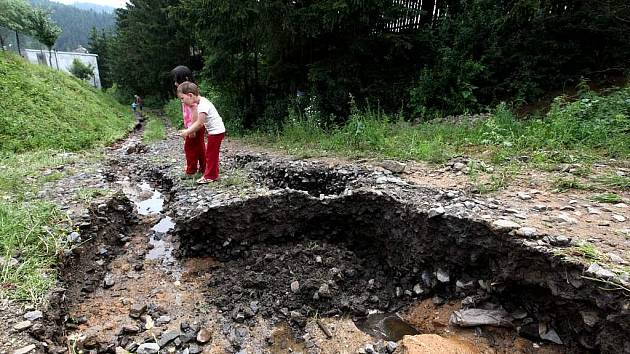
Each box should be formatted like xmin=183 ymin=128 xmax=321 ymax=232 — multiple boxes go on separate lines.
xmin=120 ymin=180 xmax=165 ymax=215
xmin=148 ymin=216 xmax=176 ymax=262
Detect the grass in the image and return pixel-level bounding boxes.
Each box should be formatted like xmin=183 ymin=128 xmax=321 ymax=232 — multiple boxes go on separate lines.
xmin=232 ymin=86 xmax=629 ymax=178
xmin=595 ymin=174 xmax=630 ymax=191
xmin=0 ymin=52 xmax=135 ymax=152
xmin=74 ymin=187 xmax=109 ymax=203
xmin=218 ymin=170 xmax=251 ymax=188
xmin=0 ymin=150 xmax=83 ymax=202
xmin=591 ymin=192 xmax=623 ymax=204
xmin=164 ymin=98 xmax=183 ymax=129
xmin=574 ymin=242 xmax=603 ymax=261
xmin=0 ymin=53 xmax=133 ymax=303
xmin=559 ymin=241 xmax=604 ymax=263
xmin=552 ymin=177 xmax=594 ymax=192
xmin=0 ymin=202 xmax=66 ymax=302
xmin=143 ymin=114 xmax=167 ymax=143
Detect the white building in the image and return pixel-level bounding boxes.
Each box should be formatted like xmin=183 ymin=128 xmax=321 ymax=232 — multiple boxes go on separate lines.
xmin=24 ymin=47 xmax=101 ymax=88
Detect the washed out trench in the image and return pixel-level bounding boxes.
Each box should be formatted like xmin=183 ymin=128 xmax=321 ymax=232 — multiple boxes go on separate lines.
xmin=21 ymin=120 xmax=630 ymax=354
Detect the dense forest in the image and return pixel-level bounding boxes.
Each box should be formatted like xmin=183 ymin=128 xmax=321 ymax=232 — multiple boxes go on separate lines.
xmin=30 ymin=0 xmax=115 ymax=51
xmin=0 ymin=0 xmax=114 ymax=52
xmin=101 ymin=0 xmax=629 ymax=129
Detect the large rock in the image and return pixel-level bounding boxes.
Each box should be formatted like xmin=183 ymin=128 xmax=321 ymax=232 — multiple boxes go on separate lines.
xmin=449 ymin=308 xmax=513 ymax=328
xmin=396 ymin=334 xmax=480 ymax=354
xmin=380 ymin=160 xmax=407 ymax=174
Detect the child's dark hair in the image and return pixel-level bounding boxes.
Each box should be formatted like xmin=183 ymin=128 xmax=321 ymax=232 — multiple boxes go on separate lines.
xmin=177 ymin=81 xmax=200 ymax=96
xmin=170 ymin=65 xmax=195 ymax=85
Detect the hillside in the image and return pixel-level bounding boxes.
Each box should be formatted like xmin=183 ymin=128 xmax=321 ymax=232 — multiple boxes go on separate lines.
xmin=0 ymin=52 xmax=134 ymax=153
xmin=28 ymin=0 xmax=115 ymax=51
xmin=73 ymin=2 xmax=115 ymax=13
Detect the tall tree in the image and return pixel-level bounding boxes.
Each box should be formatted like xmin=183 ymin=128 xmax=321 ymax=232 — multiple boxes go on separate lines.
xmin=29 ymin=0 xmax=115 ymax=51
xmin=110 ymin=0 xmax=193 ymax=98
xmin=0 ymin=0 xmax=33 ymax=54
xmin=88 ymin=27 xmax=113 ymax=88
xmin=28 ymin=7 xmax=61 ymax=66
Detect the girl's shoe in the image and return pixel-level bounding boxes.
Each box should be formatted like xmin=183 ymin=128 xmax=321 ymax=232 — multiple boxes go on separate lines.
xmin=196 ymin=177 xmax=217 ymax=185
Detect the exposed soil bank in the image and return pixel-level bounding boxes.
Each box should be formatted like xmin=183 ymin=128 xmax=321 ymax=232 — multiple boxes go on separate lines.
xmin=175 ymin=162 xmax=629 ymax=353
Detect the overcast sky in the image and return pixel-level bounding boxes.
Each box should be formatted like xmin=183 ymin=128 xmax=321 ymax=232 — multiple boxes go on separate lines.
xmin=50 ymin=0 xmax=127 ymax=8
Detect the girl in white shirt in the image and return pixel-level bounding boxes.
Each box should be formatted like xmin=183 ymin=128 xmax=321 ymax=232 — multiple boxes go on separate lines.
xmin=177 ymin=82 xmax=226 ymax=184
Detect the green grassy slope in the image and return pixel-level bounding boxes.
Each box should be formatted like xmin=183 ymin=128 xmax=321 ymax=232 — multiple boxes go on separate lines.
xmin=0 ymin=52 xmax=134 ymax=153
xmin=0 ymin=53 xmax=134 ymax=303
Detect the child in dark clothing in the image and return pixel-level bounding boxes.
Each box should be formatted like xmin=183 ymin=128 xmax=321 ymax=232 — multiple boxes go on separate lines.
xmin=170 ymin=66 xmax=205 ymax=176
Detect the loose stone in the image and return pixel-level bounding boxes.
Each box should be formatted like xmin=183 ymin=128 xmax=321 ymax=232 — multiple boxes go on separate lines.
xmin=608 ymin=253 xmax=626 ymax=264
xmin=103 ymin=274 xmax=115 ymax=288
xmin=380 ymin=160 xmax=406 ymax=174
xmin=136 ymin=343 xmax=160 ymax=354
xmin=13 ymin=320 xmax=33 ymax=331
xmin=123 ymin=324 xmax=141 ymax=333
xmin=612 ymin=214 xmax=626 ymax=222
xmin=427 ymin=206 xmax=445 ymax=218
xmin=290 ymin=280 xmax=300 ymax=293
xmin=129 ymin=303 xmax=147 ymax=318
xmin=196 ymin=328 xmax=212 ymax=344
xmin=550 ymin=213 xmax=577 ymax=225
xmin=158 ymin=330 xmax=180 ymax=347
xmin=13 ymin=344 xmax=37 ymax=354
xmin=492 ymin=219 xmax=520 ymax=230
xmin=586 ymin=263 xmax=615 ymax=278
xmin=156 ymin=315 xmax=171 ymax=325
xmin=515 ymin=227 xmax=537 ymax=238
xmin=436 ymin=269 xmax=450 ymax=283
xmin=23 ymin=310 xmax=43 ymax=321
xmin=188 ymin=344 xmax=202 ymax=354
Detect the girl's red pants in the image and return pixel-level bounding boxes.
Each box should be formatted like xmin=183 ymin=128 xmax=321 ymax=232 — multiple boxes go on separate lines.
xmin=203 ymin=132 xmax=225 ymax=181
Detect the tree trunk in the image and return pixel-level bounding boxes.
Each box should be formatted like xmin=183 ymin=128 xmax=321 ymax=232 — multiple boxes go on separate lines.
xmin=54 ymin=50 xmax=60 ymax=69
xmin=48 ymin=48 xmax=53 ymax=67
xmin=0 ymin=35 xmax=5 ymax=51
xmin=15 ymin=30 xmax=22 ymax=56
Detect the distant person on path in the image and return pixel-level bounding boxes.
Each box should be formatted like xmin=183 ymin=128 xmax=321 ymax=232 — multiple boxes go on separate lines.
xmin=170 ymin=66 xmax=205 ymax=176
xmin=134 ymin=95 xmax=144 ymax=111
xmin=131 ymin=102 xmax=137 ymax=112
xmin=177 ymin=81 xmax=226 ymax=184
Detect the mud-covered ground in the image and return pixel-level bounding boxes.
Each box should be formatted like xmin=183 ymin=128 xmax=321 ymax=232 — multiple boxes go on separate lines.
xmin=2 ymin=112 xmax=628 ymax=354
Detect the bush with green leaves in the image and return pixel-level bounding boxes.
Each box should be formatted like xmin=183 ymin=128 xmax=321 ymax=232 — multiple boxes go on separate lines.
xmin=247 ymin=84 xmax=629 ymax=165
xmin=69 ymin=58 xmax=94 ymax=80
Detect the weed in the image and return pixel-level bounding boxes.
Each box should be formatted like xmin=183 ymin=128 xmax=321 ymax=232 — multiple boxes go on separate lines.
xmin=0 ymin=201 xmax=65 ymax=302
xmin=219 ymin=170 xmax=251 ymax=188
xmin=590 ymin=193 xmax=623 ymax=204
xmin=572 ymin=242 xmax=603 ymax=262
xmin=595 ymin=174 xmax=630 ymax=191
xmin=143 ymin=115 xmax=167 ymax=143
xmin=74 ymin=188 xmax=109 ymax=203
xmin=239 ymin=86 xmax=629 ymax=167
xmin=553 ymin=177 xmax=592 ymax=192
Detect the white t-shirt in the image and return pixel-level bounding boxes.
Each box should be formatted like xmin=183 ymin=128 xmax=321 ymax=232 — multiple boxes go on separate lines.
xmin=197 ymin=97 xmax=226 ymax=135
